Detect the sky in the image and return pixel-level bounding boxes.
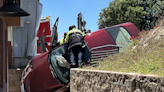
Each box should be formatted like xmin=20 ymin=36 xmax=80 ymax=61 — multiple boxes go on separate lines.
xmin=40 ymin=0 xmax=113 ymax=41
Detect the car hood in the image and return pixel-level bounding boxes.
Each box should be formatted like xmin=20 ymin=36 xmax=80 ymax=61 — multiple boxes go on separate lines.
xmin=24 ymin=52 xmax=63 ymax=92
xmin=30 ymin=52 xmax=49 ymax=68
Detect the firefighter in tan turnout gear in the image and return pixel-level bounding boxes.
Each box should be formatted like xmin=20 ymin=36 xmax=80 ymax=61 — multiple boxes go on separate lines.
xmin=65 ymin=25 xmax=85 ymax=68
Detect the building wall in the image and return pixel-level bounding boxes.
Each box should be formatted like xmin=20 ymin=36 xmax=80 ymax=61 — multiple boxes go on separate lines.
xmin=7 ymin=27 xmax=12 ymax=70
xmin=0 ymin=16 xmax=8 ymax=92
xmin=12 ymin=0 xmax=42 ymax=57
xmin=0 ymin=0 xmax=3 ymax=89
xmin=4 ymin=17 xmax=20 ymax=27
xmin=0 ymin=17 xmax=3 ymax=90
xmin=0 ymin=0 xmax=20 ymax=91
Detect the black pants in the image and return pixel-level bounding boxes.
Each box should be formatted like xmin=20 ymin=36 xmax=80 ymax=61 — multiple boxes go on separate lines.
xmin=69 ymin=45 xmax=84 ymax=67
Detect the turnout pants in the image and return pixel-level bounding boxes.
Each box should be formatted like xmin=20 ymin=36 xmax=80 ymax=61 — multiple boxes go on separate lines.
xmin=69 ymin=45 xmax=84 ymax=67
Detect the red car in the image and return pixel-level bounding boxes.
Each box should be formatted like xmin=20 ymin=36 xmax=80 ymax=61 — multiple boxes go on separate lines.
xmin=85 ymin=22 xmax=139 ymax=61
xmin=21 ymin=17 xmax=140 ymax=92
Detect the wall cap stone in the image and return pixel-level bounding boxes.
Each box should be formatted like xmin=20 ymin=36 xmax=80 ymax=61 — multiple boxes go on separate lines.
xmin=71 ymin=68 xmax=161 ymax=77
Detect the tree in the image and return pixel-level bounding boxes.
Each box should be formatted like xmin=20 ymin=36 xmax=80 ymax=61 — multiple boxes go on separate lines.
xmin=98 ymin=0 xmax=164 ymax=30
xmin=139 ymin=0 xmax=164 ymax=29
xmin=98 ymin=0 xmax=145 ymax=30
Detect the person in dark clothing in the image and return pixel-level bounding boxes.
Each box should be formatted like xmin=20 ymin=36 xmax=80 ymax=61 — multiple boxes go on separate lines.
xmin=65 ymin=25 xmax=85 ymax=68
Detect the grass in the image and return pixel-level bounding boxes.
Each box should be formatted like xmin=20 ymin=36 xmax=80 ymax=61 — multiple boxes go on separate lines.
xmin=83 ymin=28 xmax=164 ymax=77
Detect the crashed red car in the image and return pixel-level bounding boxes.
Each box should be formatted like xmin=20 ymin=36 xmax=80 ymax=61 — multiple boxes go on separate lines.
xmin=21 ymin=16 xmax=140 ymax=92
xmin=85 ymin=22 xmax=139 ymax=61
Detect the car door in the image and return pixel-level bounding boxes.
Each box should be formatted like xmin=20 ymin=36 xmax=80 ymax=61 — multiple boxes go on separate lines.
xmin=77 ymin=12 xmax=86 ymax=32
xmin=50 ymin=17 xmax=59 ymax=52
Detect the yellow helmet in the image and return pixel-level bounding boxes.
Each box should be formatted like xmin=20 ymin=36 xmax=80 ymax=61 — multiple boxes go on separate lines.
xmin=69 ymin=25 xmax=76 ymax=30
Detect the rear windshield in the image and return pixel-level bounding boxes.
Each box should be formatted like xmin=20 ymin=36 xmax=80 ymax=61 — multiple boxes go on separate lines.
xmin=105 ymin=26 xmax=133 ymax=52
xmin=105 ymin=26 xmax=131 ymax=43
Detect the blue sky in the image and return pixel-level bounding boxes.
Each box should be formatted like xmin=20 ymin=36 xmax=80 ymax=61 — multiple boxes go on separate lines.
xmin=40 ymin=0 xmax=113 ymax=41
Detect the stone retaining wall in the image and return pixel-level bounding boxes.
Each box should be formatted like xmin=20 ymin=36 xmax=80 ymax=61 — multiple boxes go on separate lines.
xmin=70 ymin=69 xmax=164 ymax=92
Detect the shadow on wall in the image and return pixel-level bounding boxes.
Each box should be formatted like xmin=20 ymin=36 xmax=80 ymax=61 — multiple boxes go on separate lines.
xmin=12 ymin=57 xmax=32 ymax=69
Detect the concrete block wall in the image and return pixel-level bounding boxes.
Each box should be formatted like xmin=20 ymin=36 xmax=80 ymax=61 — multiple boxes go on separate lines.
xmin=9 ymin=69 xmax=23 ymax=92
xmin=70 ymin=69 xmax=164 ymax=92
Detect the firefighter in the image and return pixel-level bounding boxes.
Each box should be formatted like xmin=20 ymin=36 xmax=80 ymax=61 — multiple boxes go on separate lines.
xmin=59 ymin=32 xmax=67 ymax=45
xmin=65 ymin=25 xmax=85 ymax=68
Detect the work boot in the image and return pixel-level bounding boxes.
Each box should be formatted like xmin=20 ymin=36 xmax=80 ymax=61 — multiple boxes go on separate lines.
xmin=70 ymin=64 xmax=77 ymax=68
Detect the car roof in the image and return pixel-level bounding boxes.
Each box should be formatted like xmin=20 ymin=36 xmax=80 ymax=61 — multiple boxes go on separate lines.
xmin=103 ymin=22 xmax=132 ymax=30
xmin=96 ymin=22 xmax=140 ymax=37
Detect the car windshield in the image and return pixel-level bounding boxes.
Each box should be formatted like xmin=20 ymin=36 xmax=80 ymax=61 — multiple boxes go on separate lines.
xmin=48 ymin=42 xmax=90 ymax=84
xmin=51 ymin=44 xmax=67 ymax=55
xmin=49 ymin=44 xmax=70 ymax=84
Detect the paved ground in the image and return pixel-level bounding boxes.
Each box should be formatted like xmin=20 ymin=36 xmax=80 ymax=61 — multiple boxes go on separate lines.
xmin=9 ymin=69 xmax=23 ymax=92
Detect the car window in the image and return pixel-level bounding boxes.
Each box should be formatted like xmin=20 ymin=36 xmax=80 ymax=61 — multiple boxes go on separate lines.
xmin=49 ymin=43 xmax=90 ymax=84
xmin=105 ymin=26 xmax=131 ymax=52
xmin=120 ymin=27 xmax=132 ymax=43
xmin=49 ymin=44 xmax=70 ymax=84
xmin=51 ymin=44 xmax=67 ymax=56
